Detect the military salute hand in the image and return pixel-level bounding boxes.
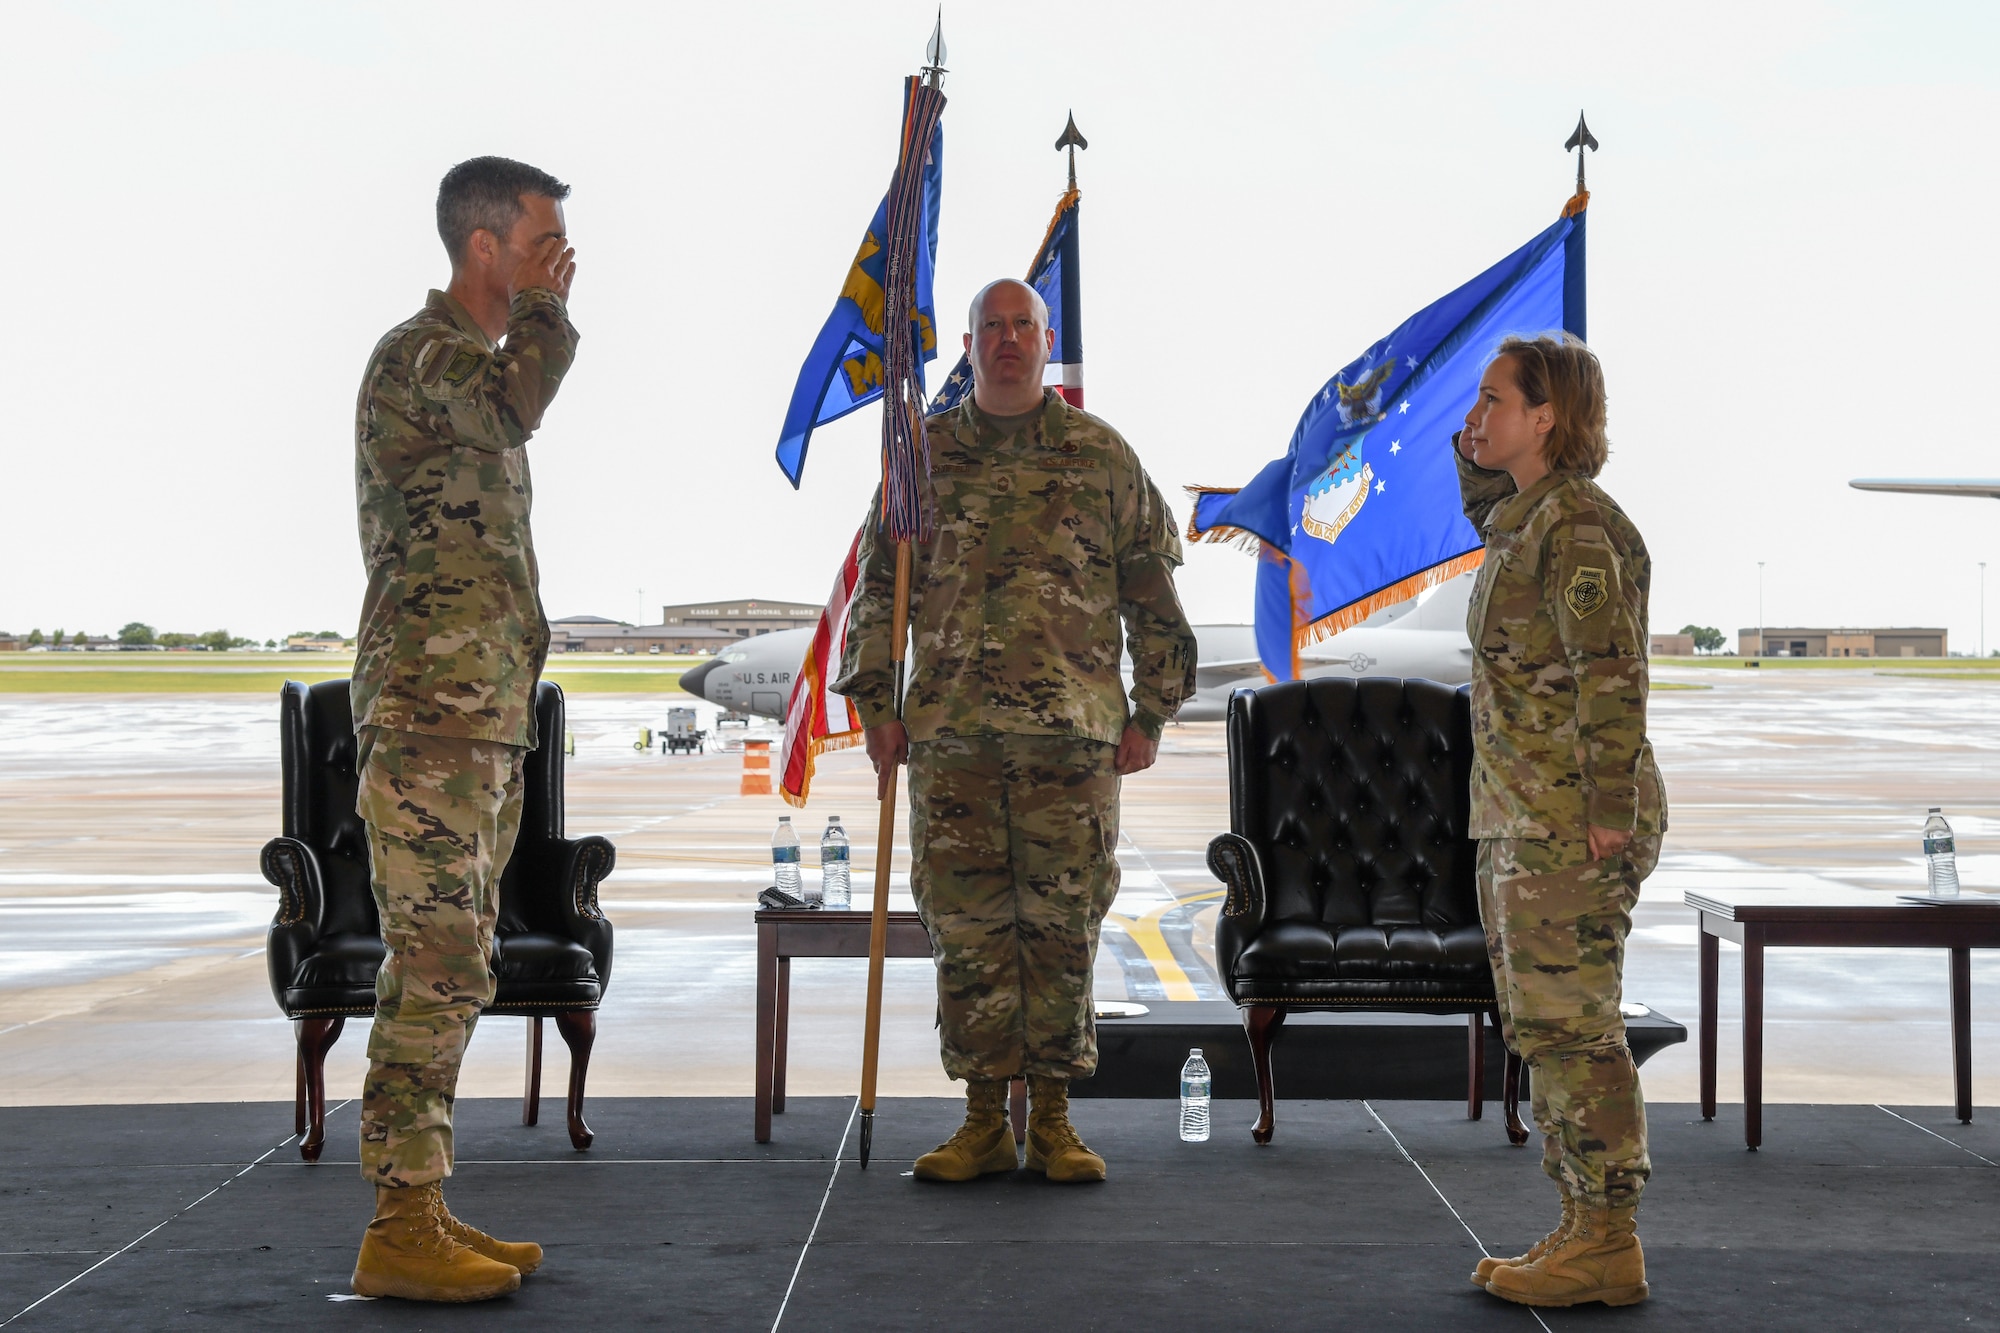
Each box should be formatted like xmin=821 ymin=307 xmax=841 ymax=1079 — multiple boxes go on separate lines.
xmin=510 ymin=235 xmax=577 ymax=303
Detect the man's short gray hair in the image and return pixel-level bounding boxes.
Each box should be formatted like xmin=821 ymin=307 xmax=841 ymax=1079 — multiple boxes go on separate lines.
xmin=436 ymin=156 xmax=570 ymax=263
xmin=967 ymin=278 xmax=1049 ymax=335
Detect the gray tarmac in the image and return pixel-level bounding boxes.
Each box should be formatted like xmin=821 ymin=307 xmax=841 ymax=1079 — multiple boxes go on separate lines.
xmin=1 ymin=667 xmax=1997 ymax=1112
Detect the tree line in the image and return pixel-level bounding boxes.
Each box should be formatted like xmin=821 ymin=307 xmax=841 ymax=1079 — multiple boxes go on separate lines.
xmin=27 ymin=623 xmax=264 ymax=650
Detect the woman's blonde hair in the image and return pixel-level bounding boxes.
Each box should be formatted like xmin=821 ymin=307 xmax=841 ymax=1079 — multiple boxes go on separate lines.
xmin=1494 ymin=333 xmax=1608 ymax=477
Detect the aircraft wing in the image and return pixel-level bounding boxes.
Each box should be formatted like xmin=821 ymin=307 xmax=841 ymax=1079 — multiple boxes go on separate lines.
xmin=1850 ymin=478 xmax=2000 ymax=500
xmin=1195 ymin=658 xmax=1265 ymax=691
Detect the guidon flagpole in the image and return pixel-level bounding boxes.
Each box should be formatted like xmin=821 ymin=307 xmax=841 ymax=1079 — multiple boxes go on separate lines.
xmin=857 ymin=20 xmax=948 ymax=1170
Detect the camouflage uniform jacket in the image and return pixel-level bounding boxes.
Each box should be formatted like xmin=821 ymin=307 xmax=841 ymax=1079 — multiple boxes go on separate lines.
xmin=1457 ymin=440 xmax=1666 ymax=840
xmin=351 ymin=287 xmax=577 ymax=749
xmin=834 ymin=390 xmax=1196 ymax=745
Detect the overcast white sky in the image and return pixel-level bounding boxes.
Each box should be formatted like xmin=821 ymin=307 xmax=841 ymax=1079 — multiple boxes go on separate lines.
xmin=3 ymin=1 xmax=1997 ymax=649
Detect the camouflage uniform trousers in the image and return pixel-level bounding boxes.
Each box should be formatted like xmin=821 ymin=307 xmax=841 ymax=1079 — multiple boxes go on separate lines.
xmin=355 ymin=725 xmax=525 ymax=1187
xmin=1476 ymin=834 xmax=1662 ymax=1209
xmin=906 ymin=734 xmax=1121 ymax=1082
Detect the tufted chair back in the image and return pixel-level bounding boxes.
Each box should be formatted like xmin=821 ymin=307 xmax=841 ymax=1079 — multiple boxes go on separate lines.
xmin=1227 ymin=676 xmax=1474 ymax=935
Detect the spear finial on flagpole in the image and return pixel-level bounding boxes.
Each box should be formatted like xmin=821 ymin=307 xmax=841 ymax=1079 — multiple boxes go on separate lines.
xmin=1056 ymin=111 xmax=1088 ymax=192
xmin=924 ymin=10 xmax=948 ymax=91
xmin=1565 ymin=111 xmax=1598 ymax=193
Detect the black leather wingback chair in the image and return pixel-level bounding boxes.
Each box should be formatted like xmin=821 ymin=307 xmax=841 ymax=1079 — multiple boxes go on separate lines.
xmin=262 ymin=678 xmax=615 ymax=1161
xmin=1207 ymin=677 xmax=1524 ymax=1145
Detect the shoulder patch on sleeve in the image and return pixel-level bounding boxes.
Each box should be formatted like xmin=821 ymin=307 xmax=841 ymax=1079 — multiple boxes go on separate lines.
xmin=1564 ymin=565 xmax=1610 ymax=619
xmin=411 ymin=333 xmax=484 ymax=398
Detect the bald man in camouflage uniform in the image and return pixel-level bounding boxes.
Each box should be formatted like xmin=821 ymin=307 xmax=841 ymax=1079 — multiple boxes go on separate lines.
xmin=347 ymin=156 xmax=577 ymax=1303
xmin=837 ymin=278 xmax=1195 ymax=1185
xmin=1454 ymin=334 xmax=1666 ymax=1309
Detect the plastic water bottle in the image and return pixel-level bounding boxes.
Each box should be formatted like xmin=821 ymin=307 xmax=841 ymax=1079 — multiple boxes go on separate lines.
xmin=1180 ymin=1048 xmax=1212 ymax=1143
xmin=820 ymin=816 xmax=851 ymax=909
xmin=1925 ymin=808 xmax=1960 ymax=897
xmin=772 ymin=817 xmax=802 ymax=898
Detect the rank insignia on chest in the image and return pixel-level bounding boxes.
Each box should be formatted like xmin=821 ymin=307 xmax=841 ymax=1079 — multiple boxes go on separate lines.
xmin=1564 ymin=566 xmax=1609 ymax=619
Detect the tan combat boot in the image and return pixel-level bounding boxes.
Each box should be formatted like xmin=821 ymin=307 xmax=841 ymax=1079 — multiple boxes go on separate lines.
xmin=1471 ymin=1192 xmax=1576 ymax=1287
xmin=351 ymin=1182 xmax=522 ymax=1302
xmin=1024 ymin=1075 xmax=1106 ymax=1183
xmin=1485 ymin=1202 xmax=1647 ymax=1307
xmin=438 ymin=1196 xmax=543 ymax=1276
xmin=913 ymin=1079 xmax=1019 ymax=1182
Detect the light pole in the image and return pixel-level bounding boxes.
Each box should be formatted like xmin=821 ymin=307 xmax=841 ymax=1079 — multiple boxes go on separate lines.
xmin=1757 ymin=561 xmax=1765 ymax=658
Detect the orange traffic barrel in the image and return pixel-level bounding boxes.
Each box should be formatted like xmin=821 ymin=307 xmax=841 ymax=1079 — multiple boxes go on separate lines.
xmin=741 ymin=740 xmax=773 ymax=796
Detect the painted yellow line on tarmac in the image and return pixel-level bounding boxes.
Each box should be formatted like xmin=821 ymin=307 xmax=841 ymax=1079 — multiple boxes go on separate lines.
xmin=1107 ymin=888 xmax=1225 ymax=1002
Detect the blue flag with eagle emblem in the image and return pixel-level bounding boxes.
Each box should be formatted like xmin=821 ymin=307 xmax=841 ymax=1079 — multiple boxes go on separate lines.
xmin=1189 ymin=196 xmax=1587 ymax=679
xmin=774 ymin=105 xmax=944 ymax=488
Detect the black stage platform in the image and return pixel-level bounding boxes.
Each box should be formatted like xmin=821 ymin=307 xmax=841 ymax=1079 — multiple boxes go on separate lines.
xmin=1073 ymin=1001 xmax=1686 ymax=1099
xmin=4 ymin=1097 xmax=1996 ymax=1330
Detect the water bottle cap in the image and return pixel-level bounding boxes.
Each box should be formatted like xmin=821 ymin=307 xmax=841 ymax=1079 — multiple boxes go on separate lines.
xmin=778 ymin=816 xmax=791 ymax=823
xmin=1929 ymin=807 xmax=1942 ymax=814
xmin=1190 ymin=1047 xmax=1202 ymax=1056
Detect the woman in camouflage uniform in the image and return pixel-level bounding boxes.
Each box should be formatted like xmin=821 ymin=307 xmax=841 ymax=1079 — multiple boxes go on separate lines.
xmin=1455 ymin=333 xmax=1666 ymax=1309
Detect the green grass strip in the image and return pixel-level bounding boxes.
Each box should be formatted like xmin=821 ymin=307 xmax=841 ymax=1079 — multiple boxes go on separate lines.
xmin=0 ymin=668 xmax=686 ymax=694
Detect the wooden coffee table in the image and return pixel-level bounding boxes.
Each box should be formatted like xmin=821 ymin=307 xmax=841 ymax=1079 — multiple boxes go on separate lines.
xmin=1686 ymin=887 xmax=2000 ymax=1148
xmin=754 ymin=906 xmax=932 ymax=1143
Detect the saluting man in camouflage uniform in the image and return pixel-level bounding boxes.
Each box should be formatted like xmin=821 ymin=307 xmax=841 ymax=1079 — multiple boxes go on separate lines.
xmin=347 ymin=156 xmax=578 ymax=1303
xmin=1456 ymin=333 xmax=1666 ymax=1309
xmin=835 ymin=278 xmax=1196 ymax=1185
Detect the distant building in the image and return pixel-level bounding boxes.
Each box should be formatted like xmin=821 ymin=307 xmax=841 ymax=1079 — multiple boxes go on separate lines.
xmin=1649 ymin=632 xmax=1695 ymax=657
xmin=285 ymin=635 xmax=355 ymax=652
xmin=549 ymin=615 xmax=736 ymax=655
xmin=0 ymin=633 xmax=21 ymax=652
xmin=659 ymin=598 xmax=820 ymax=639
xmin=1737 ymin=627 xmax=1948 ymax=658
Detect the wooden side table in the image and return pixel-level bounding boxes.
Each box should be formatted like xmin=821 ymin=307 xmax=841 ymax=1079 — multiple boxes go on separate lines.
xmin=754 ymin=907 xmax=932 ymax=1143
xmin=1686 ymin=887 xmax=2000 ymax=1149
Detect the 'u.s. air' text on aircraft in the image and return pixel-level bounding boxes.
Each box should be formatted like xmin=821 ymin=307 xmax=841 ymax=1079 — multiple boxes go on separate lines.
xmin=677 ymin=575 xmax=1478 ymax=723
xmin=1849 ymin=478 xmax=2000 ymax=500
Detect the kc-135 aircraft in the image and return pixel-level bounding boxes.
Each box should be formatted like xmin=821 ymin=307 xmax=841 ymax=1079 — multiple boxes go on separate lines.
xmin=677 ymin=574 xmax=1478 ymax=724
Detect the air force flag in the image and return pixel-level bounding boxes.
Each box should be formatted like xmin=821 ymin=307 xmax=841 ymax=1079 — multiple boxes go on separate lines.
xmin=1190 ymin=195 xmax=1588 ymax=680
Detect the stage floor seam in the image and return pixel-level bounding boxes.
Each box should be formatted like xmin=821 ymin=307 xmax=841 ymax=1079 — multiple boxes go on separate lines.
xmin=1874 ymin=1103 xmax=2000 ymax=1165
xmin=770 ymin=1095 xmax=856 ymax=1332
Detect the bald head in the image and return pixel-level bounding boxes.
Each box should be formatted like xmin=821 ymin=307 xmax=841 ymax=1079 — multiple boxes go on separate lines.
xmin=967 ymin=278 xmax=1048 ymax=336
xmin=963 ymin=277 xmax=1055 ymax=416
